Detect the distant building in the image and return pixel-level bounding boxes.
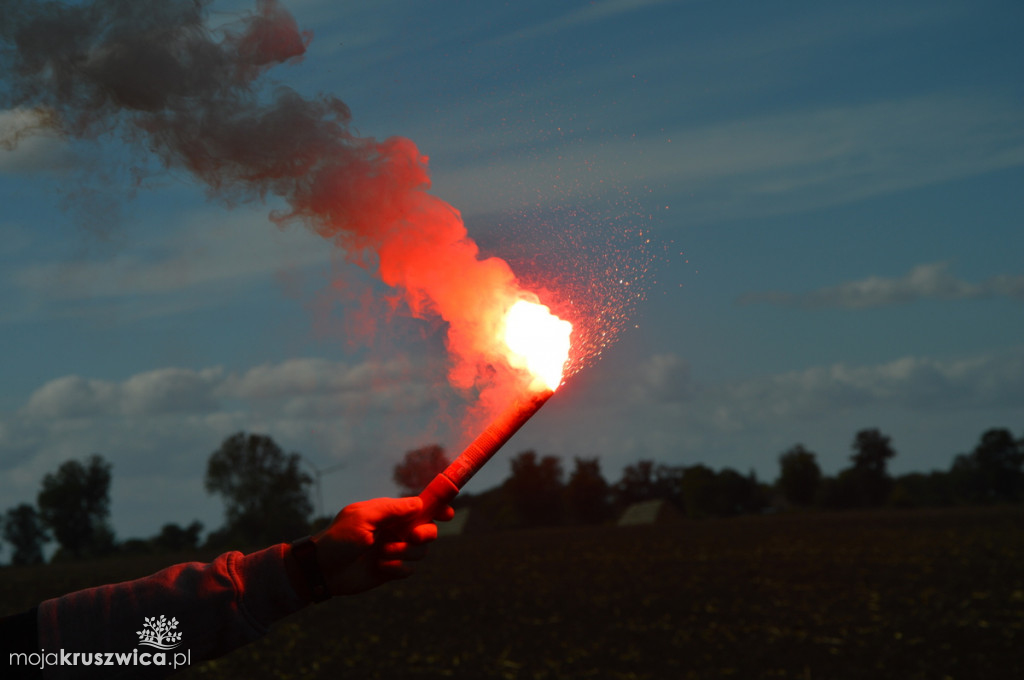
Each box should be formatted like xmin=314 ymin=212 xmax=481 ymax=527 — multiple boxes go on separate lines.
xmin=617 ymin=499 xmax=682 ymax=526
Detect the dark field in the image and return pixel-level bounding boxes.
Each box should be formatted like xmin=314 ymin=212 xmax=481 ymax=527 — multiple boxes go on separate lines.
xmin=4 ymin=507 xmax=1023 ymax=679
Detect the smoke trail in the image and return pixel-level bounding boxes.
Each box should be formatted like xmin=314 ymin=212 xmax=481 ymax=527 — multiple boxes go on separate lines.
xmin=1 ymin=0 xmax=549 ymax=411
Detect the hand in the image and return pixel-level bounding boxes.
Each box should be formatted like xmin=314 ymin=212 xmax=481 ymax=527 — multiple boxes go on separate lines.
xmin=311 ymin=496 xmax=454 ymax=596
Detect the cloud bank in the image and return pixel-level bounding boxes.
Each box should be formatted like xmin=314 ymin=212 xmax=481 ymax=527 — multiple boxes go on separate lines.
xmin=738 ymin=262 xmax=1024 ymax=309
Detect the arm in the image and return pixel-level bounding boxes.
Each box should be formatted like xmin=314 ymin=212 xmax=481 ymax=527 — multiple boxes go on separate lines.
xmin=28 ymin=496 xmax=448 ymax=679
xmin=36 ymin=545 xmax=303 ymax=678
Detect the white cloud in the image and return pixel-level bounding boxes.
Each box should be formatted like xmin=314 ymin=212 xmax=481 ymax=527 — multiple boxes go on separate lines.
xmin=121 ymin=368 xmax=225 ymax=416
xmin=738 ymin=262 xmax=1024 ymax=309
xmin=22 ymin=368 xmax=224 ymax=419
xmin=613 ymin=347 xmax=1024 ymax=430
xmin=22 ymin=375 xmax=119 ymax=419
xmin=221 ymin=356 xmax=438 ymax=417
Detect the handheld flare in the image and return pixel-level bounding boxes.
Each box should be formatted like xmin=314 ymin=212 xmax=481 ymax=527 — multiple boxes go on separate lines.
xmin=418 ymin=388 xmax=554 ymax=516
xmin=416 ymin=299 xmax=571 ymax=521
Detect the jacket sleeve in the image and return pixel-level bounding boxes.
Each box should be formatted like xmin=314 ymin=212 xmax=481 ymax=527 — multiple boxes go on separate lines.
xmin=36 ymin=544 xmax=308 ymax=679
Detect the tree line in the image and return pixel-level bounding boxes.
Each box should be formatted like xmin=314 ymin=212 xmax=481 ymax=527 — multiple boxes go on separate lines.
xmin=1 ymin=433 xmax=312 ymax=566
xmin=3 ymin=426 xmax=1022 ymax=565
xmin=394 ymin=426 xmax=1024 ymax=530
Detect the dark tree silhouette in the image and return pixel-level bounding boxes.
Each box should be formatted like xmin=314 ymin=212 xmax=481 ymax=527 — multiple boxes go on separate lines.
xmin=679 ymin=464 xmax=716 ymax=517
xmin=3 ymin=503 xmax=49 ymax=565
xmin=393 ymin=444 xmax=450 ymax=496
xmin=153 ymin=520 xmax=204 ymax=552
xmin=951 ymin=428 xmax=1023 ymax=503
xmin=777 ymin=444 xmax=823 ymax=506
xmin=848 ymin=428 xmax=897 ymax=506
xmin=565 ymin=457 xmax=611 ymax=524
xmin=504 ymin=451 xmax=564 ymax=527
xmin=614 ymin=460 xmax=663 ymax=506
xmin=889 ymin=471 xmax=954 ymax=508
xmin=37 ymin=454 xmax=115 ymax=560
xmin=205 ymin=432 xmax=313 ymax=546
xmin=709 ymin=468 xmax=767 ymax=517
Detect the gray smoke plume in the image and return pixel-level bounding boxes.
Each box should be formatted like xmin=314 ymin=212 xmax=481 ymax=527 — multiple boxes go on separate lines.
xmin=1 ymin=0 xmax=550 ymax=411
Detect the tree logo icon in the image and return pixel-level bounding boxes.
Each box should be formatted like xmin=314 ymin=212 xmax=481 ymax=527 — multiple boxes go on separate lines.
xmin=136 ymin=615 xmax=183 ymax=650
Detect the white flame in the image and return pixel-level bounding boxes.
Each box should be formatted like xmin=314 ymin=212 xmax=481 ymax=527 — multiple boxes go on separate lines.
xmin=502 ymin=299 xmax=572 ymax=391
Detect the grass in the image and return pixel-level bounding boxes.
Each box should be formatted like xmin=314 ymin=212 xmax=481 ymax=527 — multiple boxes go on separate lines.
xmin=4 ymin=506 xmax=1023 ymax=679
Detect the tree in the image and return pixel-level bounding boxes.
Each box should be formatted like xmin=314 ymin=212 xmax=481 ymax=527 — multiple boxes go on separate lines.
xmin=613 ymin=460 xmax=663 ymax=507
xmin=152 ymin=520 xmax=204 ymax=553
xmin=777 ymin=444 xmax=822 ymax=507
xmin=504 ymin=451 xmax=564 ymax=528
xmin=679 ymin=464 xmax=716 ymax=518
xmin=3 ymin=503 xmax=49 ymax=565
xmin=708 ymin=468 xmax=767 ymax=517
xmin=393 ymin=444 xmax=450 ymax=496
xmin=565 ymin=457 xmax=611 ymax=525
xmin=817 ymin=469 xmax=862 ymax=509
xmin=848 ymin=428 xmax=896 ymax=506
xmin=37 ymin=455 xmax=115 ymax=560
xmin=889 ymin=471 xmax=954 ymax=508
xmin=951 ymin=428 xmax=1023 ymax=503
xmin=204 ymin=432 xmax=313 ymax=546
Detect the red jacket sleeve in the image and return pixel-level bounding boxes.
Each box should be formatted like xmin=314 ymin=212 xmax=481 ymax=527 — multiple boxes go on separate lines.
xmin=35 ymin=545 xmax=307 ymax=679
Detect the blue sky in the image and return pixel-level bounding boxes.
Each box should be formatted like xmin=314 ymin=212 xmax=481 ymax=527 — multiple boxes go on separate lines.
xmin=1 ymin=0 xmax=1022 ymax=542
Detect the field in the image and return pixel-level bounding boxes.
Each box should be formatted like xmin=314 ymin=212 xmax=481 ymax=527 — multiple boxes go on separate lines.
xmin=4 ymin=507 xmax=1023 ymax=679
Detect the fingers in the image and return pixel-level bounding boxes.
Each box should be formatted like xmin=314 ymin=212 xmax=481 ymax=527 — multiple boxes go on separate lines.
xmin=408 ymin=520 xmax=439 ymax=543
xmin=377 ymin=521 xmax=436 ymax=560
xmin=378 ymin=540 xmax=431 ymax=561
xmin=375 ymin=533 xmax=431 ymax=584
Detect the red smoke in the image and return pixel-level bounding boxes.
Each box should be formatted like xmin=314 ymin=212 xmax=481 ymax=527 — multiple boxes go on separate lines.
xmin=2 ymin=0 xmax=559 ymax=415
